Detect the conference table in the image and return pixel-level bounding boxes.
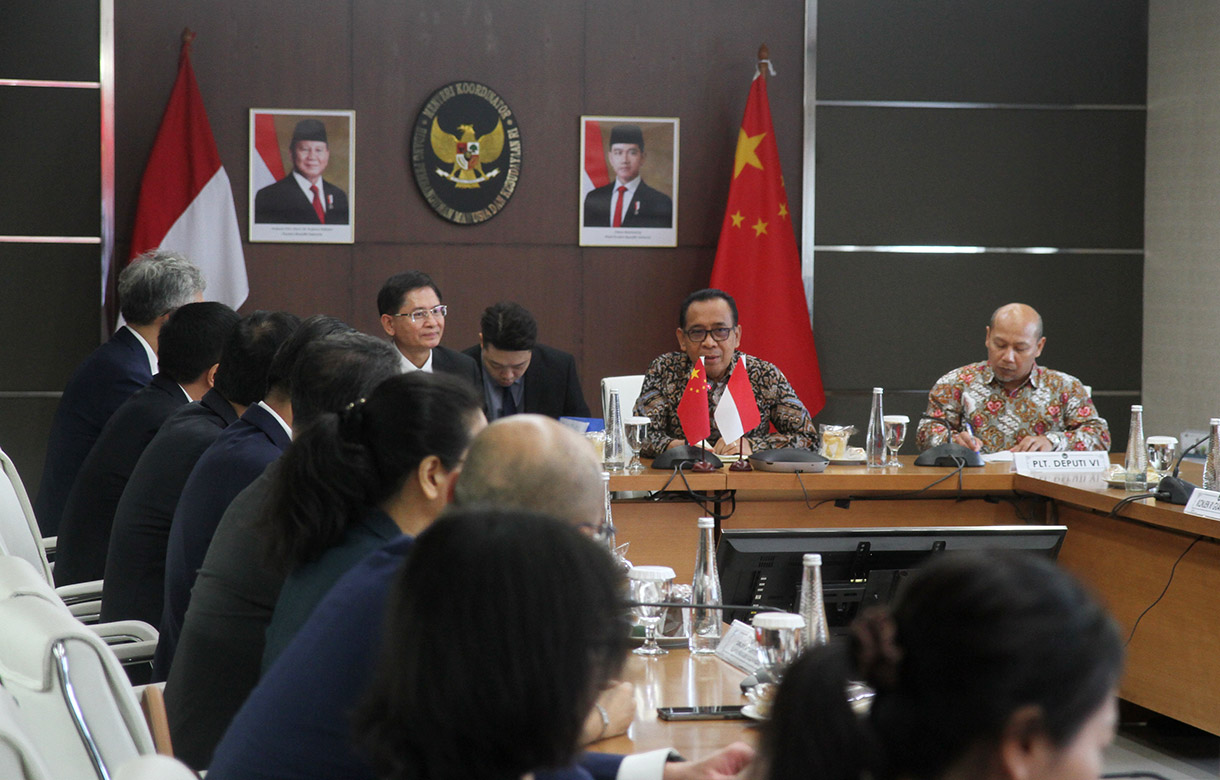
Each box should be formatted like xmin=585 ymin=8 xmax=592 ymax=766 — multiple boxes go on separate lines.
xmin=607 ymin=456 xmax=1220 ymax=737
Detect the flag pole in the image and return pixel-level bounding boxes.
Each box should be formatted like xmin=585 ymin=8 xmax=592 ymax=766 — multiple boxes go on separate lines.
xmin=757 ymin=43 xmax=769 ymax=79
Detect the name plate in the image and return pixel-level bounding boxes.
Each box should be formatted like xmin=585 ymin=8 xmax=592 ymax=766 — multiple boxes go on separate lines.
xmin=1013 ymin=451 xmax=1109 ymax=476
xmin=715 ymin=620 xmax=761 ymax=673
xmin=1185 ymin=488 xmax=1220 ymax=520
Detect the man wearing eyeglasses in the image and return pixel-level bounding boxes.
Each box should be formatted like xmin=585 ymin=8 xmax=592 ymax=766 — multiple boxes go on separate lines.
xmin=376 ymin=271 xmax=479 ymax=389
xmin=634 ymin=288 xmax=817 ymax=457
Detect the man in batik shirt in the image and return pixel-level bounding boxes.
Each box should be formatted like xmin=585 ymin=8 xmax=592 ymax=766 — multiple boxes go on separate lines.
xmin=916 ymin=303 xmax=1110 ymax=453
xmin=634 ymin=288 xmax=818 ymax=457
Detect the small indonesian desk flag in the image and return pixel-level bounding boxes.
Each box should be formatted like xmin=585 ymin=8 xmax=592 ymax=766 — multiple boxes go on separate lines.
xmin=677 ymin=357 xmax=712 ymax=446
xmin=122 ymin=32 xmax=248 ymax=317
xmin=714 ymin=356 xmax=761 ymax=445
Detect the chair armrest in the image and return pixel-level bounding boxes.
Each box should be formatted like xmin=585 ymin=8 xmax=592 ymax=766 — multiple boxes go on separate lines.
xmin=41 ymin=535 xmax=56 ymax=561
xmin=90 ymin=620 xmax=159 ymax=664
xmin=56 ymin=579 xmax=103 ymax=605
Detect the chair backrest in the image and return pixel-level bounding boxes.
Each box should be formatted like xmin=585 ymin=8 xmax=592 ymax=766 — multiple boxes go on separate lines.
xmin=0 ymin=595 xmax=154 ymax=779
xmin=0 ymin=448 xmax=53 ymax=583
xmin=601 ymin=375 xmax=646 ymax=422
xmin=113 ymin=754 xmax=198 ymax=780
xmin=0 ymin=555 xmax=61 ymax=605
xmin=0 ymin=686 xmax=51 ymax=780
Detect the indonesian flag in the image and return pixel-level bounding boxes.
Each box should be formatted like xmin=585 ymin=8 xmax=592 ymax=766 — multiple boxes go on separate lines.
xmin=581 ymin=119 xmax=611 ymax=200
xmin=709 ymin=69 xmax=825 ymax=416
xmin=251 ymin=112 xmax=286 ymax=192
xmin=714 ymin=356 xmax=761 ymax=445
xmin=677 ymin=357 xmax=712 ymax=446
xmin=121 ymin=34 xmax=248 ymax=318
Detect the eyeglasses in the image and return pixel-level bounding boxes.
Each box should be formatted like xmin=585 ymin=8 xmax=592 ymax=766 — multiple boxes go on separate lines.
xmin=683 ymin=326 xmax=734 ymax=343
xmin=393 ymin=305 xmax=448 ymax=323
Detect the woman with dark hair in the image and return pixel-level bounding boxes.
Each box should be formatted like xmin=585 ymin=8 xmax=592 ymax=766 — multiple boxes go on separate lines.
xmin=754 ymin=551 xmax=1124 ymax=780
xmin=260 ymin=370 xmax=485 ymax=668
xmin=355 ymin=507 xmax=631 ymax=780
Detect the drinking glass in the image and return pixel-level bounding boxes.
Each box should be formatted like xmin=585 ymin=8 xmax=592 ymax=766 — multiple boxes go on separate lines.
xmin=882 ymin=415 xmax=909 ymax=467
xmin=624 ymin=417 xmax=650 ymax=474
xmin=1146 ymin=436 xmax=1178 ymax=484
xmin=628 ymin=566 xmax=675 ymax=656
xmin=752 ymin=612 xmax=805 ymax=681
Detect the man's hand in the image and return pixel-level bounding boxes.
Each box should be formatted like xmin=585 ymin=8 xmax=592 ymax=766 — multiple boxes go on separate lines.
xmin=580 ymin=681 xmax=635 ymax=745
xmin=1011 ymin=435 xmax=1054 ymax=452
xmin=662 ymin=743 xmax=756 ymax=780
xmin=951 ymin=431 xmax=983 ymax=452
xmin=711 ymin=438 xmax=752 ymax=457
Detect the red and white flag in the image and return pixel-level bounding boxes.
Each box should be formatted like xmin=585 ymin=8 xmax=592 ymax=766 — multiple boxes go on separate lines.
xmin=251 ymin=112 xmax=287 ymax=192
xmin=580 ymin=119 xmax=611 ymax=200
xmin=713 ymin=356 xmax=761 ymax=445
xmin=121 ymin=33 xmax=248 ymax=316
xmin=677 ymin=357 xmax=712 ymax=446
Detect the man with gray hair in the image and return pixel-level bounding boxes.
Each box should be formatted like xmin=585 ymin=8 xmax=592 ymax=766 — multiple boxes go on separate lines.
xmin=34 ymin=249 xmax=206 ymax=535
xmin=206 ymin=414 xmax=754 ymax=780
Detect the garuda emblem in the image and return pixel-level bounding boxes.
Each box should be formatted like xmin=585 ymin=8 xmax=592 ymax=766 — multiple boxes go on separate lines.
xmin=430 ymin=119 xmax=504 ymax=188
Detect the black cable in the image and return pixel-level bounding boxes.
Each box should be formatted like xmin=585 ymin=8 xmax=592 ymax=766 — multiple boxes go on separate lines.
xmin=643 ymin=466 xmax=736 ymax=520
xmin=1123 ymin=536 xmax=1201 ymax=648
xmin=1102 ymin=773 xmax=1172 ymax=780
xmin=1108 ymin=492 xmax=1160 ymax=517
xmin=793 ymin=463 xmax=967 ymax=511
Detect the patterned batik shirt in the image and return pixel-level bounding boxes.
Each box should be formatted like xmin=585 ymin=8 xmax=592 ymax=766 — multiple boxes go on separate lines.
xmin=915 ymin=362 xmax=1110 ymax=453
xmin=633 ymin=351 xmax=818 ymax=457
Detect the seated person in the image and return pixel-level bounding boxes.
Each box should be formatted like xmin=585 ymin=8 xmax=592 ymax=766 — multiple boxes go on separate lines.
xmin=463 ymin=301 xmax=591 ymax=421
xmin=915 ymin=303 xmax=1110 ymax=453
xmin=634 ymin=288 xmax=817 ymax=457
xmin=752 ymin=550 xmax=1122 ymax=780
xmin=355 ymin=508 xmax=630 ymax=780
xmin=260 ymin=371 xmax=485 ymax=669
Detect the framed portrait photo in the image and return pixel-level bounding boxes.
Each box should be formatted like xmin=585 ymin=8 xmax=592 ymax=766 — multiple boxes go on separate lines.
xmin=249 ymin=108 xmax=354 ymax=243
xmin=579 ymin=115 xmax=678 ymax=247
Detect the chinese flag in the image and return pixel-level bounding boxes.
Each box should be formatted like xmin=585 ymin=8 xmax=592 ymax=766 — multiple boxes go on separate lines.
xmin=709 ymin=70 xmax=825 ymax=416
xmin=677 ymin=357 xmax=712 ymax=445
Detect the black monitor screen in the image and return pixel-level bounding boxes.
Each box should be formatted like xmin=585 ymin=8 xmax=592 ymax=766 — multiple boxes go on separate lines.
xmin=716 ymin=525 xmax=1067 ymax=629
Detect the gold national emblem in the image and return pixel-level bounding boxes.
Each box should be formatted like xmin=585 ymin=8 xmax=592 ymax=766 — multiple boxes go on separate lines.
xmin=412 ymin=82 xmax=521 ymax=224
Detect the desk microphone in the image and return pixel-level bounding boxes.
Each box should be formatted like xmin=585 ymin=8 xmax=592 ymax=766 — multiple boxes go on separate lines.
xmin=1154 ymin=434 xmax=1208 ymax=505
xmin=913 ymin=415 xmax=984 ymax=467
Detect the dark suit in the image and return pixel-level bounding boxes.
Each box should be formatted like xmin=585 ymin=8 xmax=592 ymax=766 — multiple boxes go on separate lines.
xmin=154 ymin=403 xmax=291 ymax=679
xmin=99 ymin=389 xmax=238 ymax=626
xmin=163 ymin=469 xmax=282 ymax=770
xmin=206 ymin=534 xmax=626 ymax=780
xmin=582 ymin=180 xmax=673 ymax=228
xmin=429 ymin=344 xmax=481 ymax=390
xmin=253 ymin=174 xmax=349 ymax=225
xmin=463 ymin=343 xmax=591 ymax=420
xmin=35 ymin=327 xmax=152 ymax=535
xmin=53 ymin=374 xmax=188 ymax=587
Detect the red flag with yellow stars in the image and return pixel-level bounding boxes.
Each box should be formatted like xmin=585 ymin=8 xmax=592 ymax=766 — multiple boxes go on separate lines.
xmin=677 ymin=357 xmax=712 ymax=445
xmin=709 ymin=70 xmax=825 ymax=416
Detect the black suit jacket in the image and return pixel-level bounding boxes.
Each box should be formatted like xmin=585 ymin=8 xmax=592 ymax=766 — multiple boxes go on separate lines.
xmin=53 ymin=374 xmax=189 ymax=586
xmin=35 ymin=326 xmax=152 ymax=535
xmin=253 ymin=174 xmax=349 ymax=225
xmin=100 ymin=389 xmax=238 ymax=626
xmin=430 ymin=345 xmax=481 ymax=391
xmin=463 ymin=343 xmax=591 ymax=419
xmin=582 ymin=180 xmax=673 ymax=228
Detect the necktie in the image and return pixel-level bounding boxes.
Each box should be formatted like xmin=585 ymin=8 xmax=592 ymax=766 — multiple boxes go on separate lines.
xmin=311 ymin=184 xmax=326 ymax=224
xmin=500 ymin=385 xmax=517 ymax=417
xmin=612 ymin=185 xmax=627 ymax=228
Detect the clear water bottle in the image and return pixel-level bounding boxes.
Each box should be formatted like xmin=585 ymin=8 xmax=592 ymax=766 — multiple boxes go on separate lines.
xmin=595 ymin=472 xmax=617 ymax=552
xmin=689 ymin=517 xmax=723 ymax=654
xmin=604 ymin=390 xmax=627 ymax=471
xmin=1124 ymin=405 xmax=1147 ymax=492
xmin=798 ymin=553 xmax=830 ymax=649
xmin=1204 ymin=418 xmax=1220 ymax=491
xmin=865 ymin=387 xmax=886 ymax=468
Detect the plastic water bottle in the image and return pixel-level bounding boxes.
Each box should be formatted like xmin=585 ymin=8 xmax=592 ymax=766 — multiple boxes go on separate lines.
xmin=798 ymin=553 xmax=830 ymax=648
xmin=1204 ymin=418 xmax=1220 ymax=491
xmin=865 ymin=387 xmax=886 ymax=468
xmin=1124 ymin=405 xmax=1147 ymax=492
xmin=689 ymin=517 xmax=723 ymax=654
xmin=604 ymin=390 xmax=627 ymax=471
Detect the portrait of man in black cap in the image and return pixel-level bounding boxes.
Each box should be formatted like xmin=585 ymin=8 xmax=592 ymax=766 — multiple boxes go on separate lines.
xmin=582 ymin=123 xmax=673 ymax=229
xmin=253 ymin=118 xmax=350 ymax=225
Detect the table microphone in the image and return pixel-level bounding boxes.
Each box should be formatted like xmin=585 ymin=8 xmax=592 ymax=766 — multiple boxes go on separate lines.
xmin=1154 ymin=434 xmax=1207 ymax=505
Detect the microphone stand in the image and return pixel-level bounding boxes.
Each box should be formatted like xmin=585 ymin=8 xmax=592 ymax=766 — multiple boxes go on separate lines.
xmin=730 ymin=438 xmax=752 ymax=471
xmin=1155 ymin=435 xmax=1208 ymax=505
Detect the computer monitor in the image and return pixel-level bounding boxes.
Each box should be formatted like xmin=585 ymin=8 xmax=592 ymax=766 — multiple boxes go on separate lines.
xmin=716 ymin=525 xmax=1068 ymax=629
